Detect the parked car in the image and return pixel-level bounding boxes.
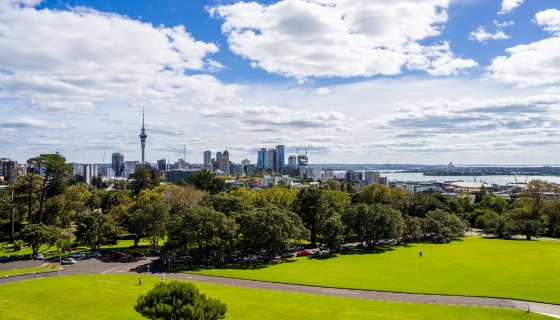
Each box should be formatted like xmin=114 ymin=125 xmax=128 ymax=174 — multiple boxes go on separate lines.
xmin=22 ymin=254 xmax=33 ymax=260
xmin=149 ymin=250 xmax=161 ymax=257
xmin=281 ymin=252 xmax=295 ymax=258
xmin=35 ymin=254 xmax=45 ymax=260
xmin=60 ymin=258 xmax=76 ymax=265
xmin=131 ymin=251 xmax=145 ymax=258
xmin=244 ymin=255 xmax=258 ymax=262
xmin=296 ymin=249 xmax=312 ymax=257
xmin=70 ymin=253 xmax=85 ymax=260
xmin=0 ymin=256 xmax=8 ymax=263
xmin=112 ymin=252 xmax=126 ymax=258
xmin=86 ymin=252 xmax=102 ymax=258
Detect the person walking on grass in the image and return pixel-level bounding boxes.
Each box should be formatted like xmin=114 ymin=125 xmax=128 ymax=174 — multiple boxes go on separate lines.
xmin=138 ymin=277 xmax=142 ymax=285
xmin=419 ymin=251 xmax=422 ymax=258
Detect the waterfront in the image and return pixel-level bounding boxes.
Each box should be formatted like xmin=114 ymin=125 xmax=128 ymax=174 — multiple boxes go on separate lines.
xmin=380 ymin=172 xmax=560 ymax=185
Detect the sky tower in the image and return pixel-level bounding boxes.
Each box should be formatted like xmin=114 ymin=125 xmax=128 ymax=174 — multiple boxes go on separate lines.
xmin=139 ymin=107 xmax=148 ymax=163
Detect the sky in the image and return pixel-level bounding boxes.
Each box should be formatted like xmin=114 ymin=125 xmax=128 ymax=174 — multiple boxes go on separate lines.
xmin=1 ymin=0 xmax=560 ymax=166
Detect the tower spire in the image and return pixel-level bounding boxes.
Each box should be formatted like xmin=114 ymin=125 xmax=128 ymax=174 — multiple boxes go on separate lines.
xmin=140 ymin=107 xmax=148 ymax=163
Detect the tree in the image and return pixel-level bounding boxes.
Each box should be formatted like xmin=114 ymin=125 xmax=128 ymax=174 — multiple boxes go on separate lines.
xmin=0 ymin=180 xmax=16 ymax=242
xmin=238 ymin=204 xmax=309 ymax=260
xmin=166 ymin=206 xmax=237 ymax=259
xmin=128 ymin=201 xmax=169 ymax=248
xmin=135 ymin=281 xmax=227 ymax=320
xmin=320 ymin=217 xmax=344 ymax=252
xmin=188 ymin=169 xmax=225 ymax=195
xmin=293 ymin=187 xmax=330 ymax=246
xmin=342 ymin=203 xmax=404 ymax=247
xmin=359 ymin=183 xmax=392 ymax=205
xmin=129 ymin=166 xmax=153 ymax=195
xmin=424 ymin=209 xmax=465 ymax=244
xmin=15 ymin=223 xmax=60 ymax=255
xmin=161 ymin=185 xmax=206 ymax=215
xmin=75 ymin=210 xmax=118 ymax=251
xmin=28 ymin=153 xmax=72 ymax=224
xmin=523 ymin=179 xmax=559 ymax=219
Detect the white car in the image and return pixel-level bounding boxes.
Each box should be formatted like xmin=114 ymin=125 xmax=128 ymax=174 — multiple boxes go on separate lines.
xmin=244 ymin=255 xmax=258 ymax=262
xmin=60 ymin=258 xmax=76 ymax=265
xmin=35 ymin=254 xmax=44 ymax=260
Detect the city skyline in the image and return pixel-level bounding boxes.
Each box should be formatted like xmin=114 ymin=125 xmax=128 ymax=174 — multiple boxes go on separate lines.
xmin=1 ymin=0 xmax=560 ymax=165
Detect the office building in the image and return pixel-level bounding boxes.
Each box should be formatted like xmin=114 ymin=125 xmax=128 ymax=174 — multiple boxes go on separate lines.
xmin=112 ymin=153 xmax=124 ymax=177
xmin=276 ymin=145 xmax=285 ymax=171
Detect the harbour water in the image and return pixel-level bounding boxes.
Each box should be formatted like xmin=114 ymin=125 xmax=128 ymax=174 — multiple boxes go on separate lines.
xmin=379 ymin=172 xmax=560 ymax=185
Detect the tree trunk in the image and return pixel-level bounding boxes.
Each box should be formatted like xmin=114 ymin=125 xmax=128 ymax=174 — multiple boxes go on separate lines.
xmin=133 ymin=235 xmax=140 ymax=247
xmin=10 ymin=205 xmax=15 ymax=243
xmin=38 ymin=179 xmax=48 ymax=224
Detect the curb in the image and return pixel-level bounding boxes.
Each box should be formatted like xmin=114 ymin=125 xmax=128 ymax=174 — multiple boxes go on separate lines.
xmin=1 ymin=269 xmax=63 ymax=279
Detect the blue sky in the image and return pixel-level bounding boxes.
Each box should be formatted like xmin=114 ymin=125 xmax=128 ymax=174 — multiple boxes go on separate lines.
xmin=1 ymin=0 xmax=559 ymax=165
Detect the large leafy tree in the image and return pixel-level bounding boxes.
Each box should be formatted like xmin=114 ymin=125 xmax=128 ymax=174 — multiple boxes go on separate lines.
xmin=161 ymin=184 xmax=206 ymax=215
xmin=342 ymin=203 xmax=404 ymax=247
xmin=166 ymin=206 xmax=237 ymax=259
xmin=523 ymin=179 xmax=559 ymax=219
xmin=129 ymin=166 xmax=154 ymax=195
xmin=424 ymin=209 xmax=465 ymax=243
xmin=27 ymin=153 xmax=72 ymax=224
xmin=293 ymin=187 xmax=330 ymax=246
xmin=75 ymin=210 xmax=118 ymax=251
xmin=15 ymin=223 xmax=60 ymax=255
xmin=128 ymin=201 xmax=170 ymax=248
xmin=135 ymin=281 xmax=227 ymax=320
xmin=320 ymin=217 xmax=344 ymax=252
xmin=188 ymin=169 xmax=224 ymax=195
xmin=238 ymin=204 xmax=309 ymax=260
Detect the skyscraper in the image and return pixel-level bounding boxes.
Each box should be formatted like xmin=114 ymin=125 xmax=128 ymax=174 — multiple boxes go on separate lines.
xmin=276 ymin=145 xmax=285 ymax=171
xmin=139 ymin=107 xmax=148 ymax=163
xmin=267 ymin=148 xmax=277 ymax=172
xmin=112 ymin=153 xmax=124 ymax=177
xmin=203 ymin=150 xmax=212 ymax=166
xmin=221 ymin=150 xmax=230 ymax=175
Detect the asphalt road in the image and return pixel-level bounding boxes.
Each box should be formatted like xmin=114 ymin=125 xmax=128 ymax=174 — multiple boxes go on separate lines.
xmin=2 ymin=258 xmax=560 ymax=318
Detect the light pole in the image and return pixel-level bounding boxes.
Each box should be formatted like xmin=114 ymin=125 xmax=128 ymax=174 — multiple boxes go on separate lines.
xmin=526 ymin=291 xmax=530 ymax=313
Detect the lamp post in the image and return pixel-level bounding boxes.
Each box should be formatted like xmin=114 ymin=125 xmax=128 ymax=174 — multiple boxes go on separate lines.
xmin=526 ymin=291 xmax=530 ymax=313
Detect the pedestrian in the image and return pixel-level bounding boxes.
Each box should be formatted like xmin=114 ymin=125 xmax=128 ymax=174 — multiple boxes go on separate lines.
xmin=419 ymin=251 xmax=422 ymax=258
xmin=138 ymin=277 xmax=141 ymax=285
xmin=162 ymin=275 xmax=165 ymax=283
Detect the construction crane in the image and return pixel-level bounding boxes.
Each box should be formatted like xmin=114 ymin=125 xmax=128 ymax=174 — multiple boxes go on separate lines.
xmin=102 ymin=151 xmax=106 ymax=164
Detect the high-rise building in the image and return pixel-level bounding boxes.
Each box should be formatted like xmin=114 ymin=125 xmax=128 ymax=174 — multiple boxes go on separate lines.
xmin=203 ymin=151 xmax=212 ymax=167
xmin=0 ymin=158 xmax=17 ymax=181
xmin=139 ymin=108 xmax=148 ymax=163
xmin=257 ymin=148 xmax=267 ymax=171
xmin=288 ymin=155 xmax=297 ymax=166
xmin=276 ymin=145 xmax=285 ymax=171
xmin=364 ymin=171 xmax=380 ymax=185
xmin=157 ymin=159 xmax=166 ymax=172
xmin=216 ymin=151 xmax=223 ymax=171
xmin=112 ymin=153 xmax=124 ymax=177
xmin=267 ymin=148 xmax=278 ymax=172
xmin=221 ymin=150 xmax=230 ymax=175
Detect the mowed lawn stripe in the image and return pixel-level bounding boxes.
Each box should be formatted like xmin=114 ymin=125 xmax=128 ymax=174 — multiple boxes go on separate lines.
xmin=188 ymin=237 xmax=560 ymax=305
xmin=0 ymin=274 xmax=551 ymax=320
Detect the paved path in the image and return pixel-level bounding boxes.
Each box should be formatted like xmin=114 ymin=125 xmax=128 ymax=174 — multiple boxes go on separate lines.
xmin=2 ymin=259 xmax=560 ymax=318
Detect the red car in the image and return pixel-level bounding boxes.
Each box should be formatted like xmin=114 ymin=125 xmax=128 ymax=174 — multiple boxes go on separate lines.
xmin=296 ymin=249 xmax=311 ymax=257
xmin=112 ymin=252 xmax=126 ymax=258
xmin=131 ymin=251 xmax=145 ymax=258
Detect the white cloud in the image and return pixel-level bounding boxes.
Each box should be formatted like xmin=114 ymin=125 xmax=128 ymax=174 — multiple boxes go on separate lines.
xmin=469 ymin=27 xmax=510 ymax=42
xmin=313 ymin=87 xmax=332 ymax=95
xmin=488 ymin=37 xmax=560 ymax=87
xmin=535 ymin=9 xmax=560 ymax=35
xmin=0 ymin=3 xmax=238 ymax=111
xmin=487 ymin=9 xmax=560 ymax=88
xmin=1 ymin=118 xmax=72 ymax=130
xmin=210 ymin=0 xmax=475 ymax=79
xmin=499 ymin=0 xmax=523 ymax=15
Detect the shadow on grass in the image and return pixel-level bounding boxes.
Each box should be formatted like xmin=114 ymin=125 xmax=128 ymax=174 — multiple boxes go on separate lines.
xmin=172 ymin=258 xmax=299 ymax=272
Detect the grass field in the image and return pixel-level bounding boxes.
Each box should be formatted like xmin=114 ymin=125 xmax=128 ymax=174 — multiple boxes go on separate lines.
xmin=0 ymin=265 xmax=57 ymax=277
xmin=0 ymin=238 xmax=160 ymax=259
xmin=187 ymin=236 xmax=560 ymax=305
xmin=0 ymin=274 xmax=550 ymax=320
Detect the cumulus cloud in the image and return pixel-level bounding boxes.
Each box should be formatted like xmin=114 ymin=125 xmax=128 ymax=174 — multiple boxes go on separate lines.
xmin=209 ymin=0 xmax=475 ymax=79
xmin=535 ymin=9 xmax=560 ymax=35
xmin=313 ymin=87 xmax=332 ymax=95
xmin=0 ymin=2 xmax=238 ymax=110
xmin=469 ymin=27 xmax=510 ymax=42
xmin=487 ymin=10 xmax=560 ymax=87
xmin=499 ymin=0 xmax=523 ymax=14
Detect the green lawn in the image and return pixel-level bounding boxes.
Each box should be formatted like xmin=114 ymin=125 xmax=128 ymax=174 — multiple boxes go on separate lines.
xmin=0 ymin=274 xmax=549 ymax=320
xmin=0 ymin=265 xmax=57 ymax=277
xmin=0 ymin=238 xmax=161 ymax=259
xmin=187 ymin=237 xmax=560 ymax=305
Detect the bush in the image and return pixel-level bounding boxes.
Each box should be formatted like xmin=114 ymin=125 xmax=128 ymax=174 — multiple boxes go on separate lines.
xmin=135 ymin=280 xmax=227 ymax=320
